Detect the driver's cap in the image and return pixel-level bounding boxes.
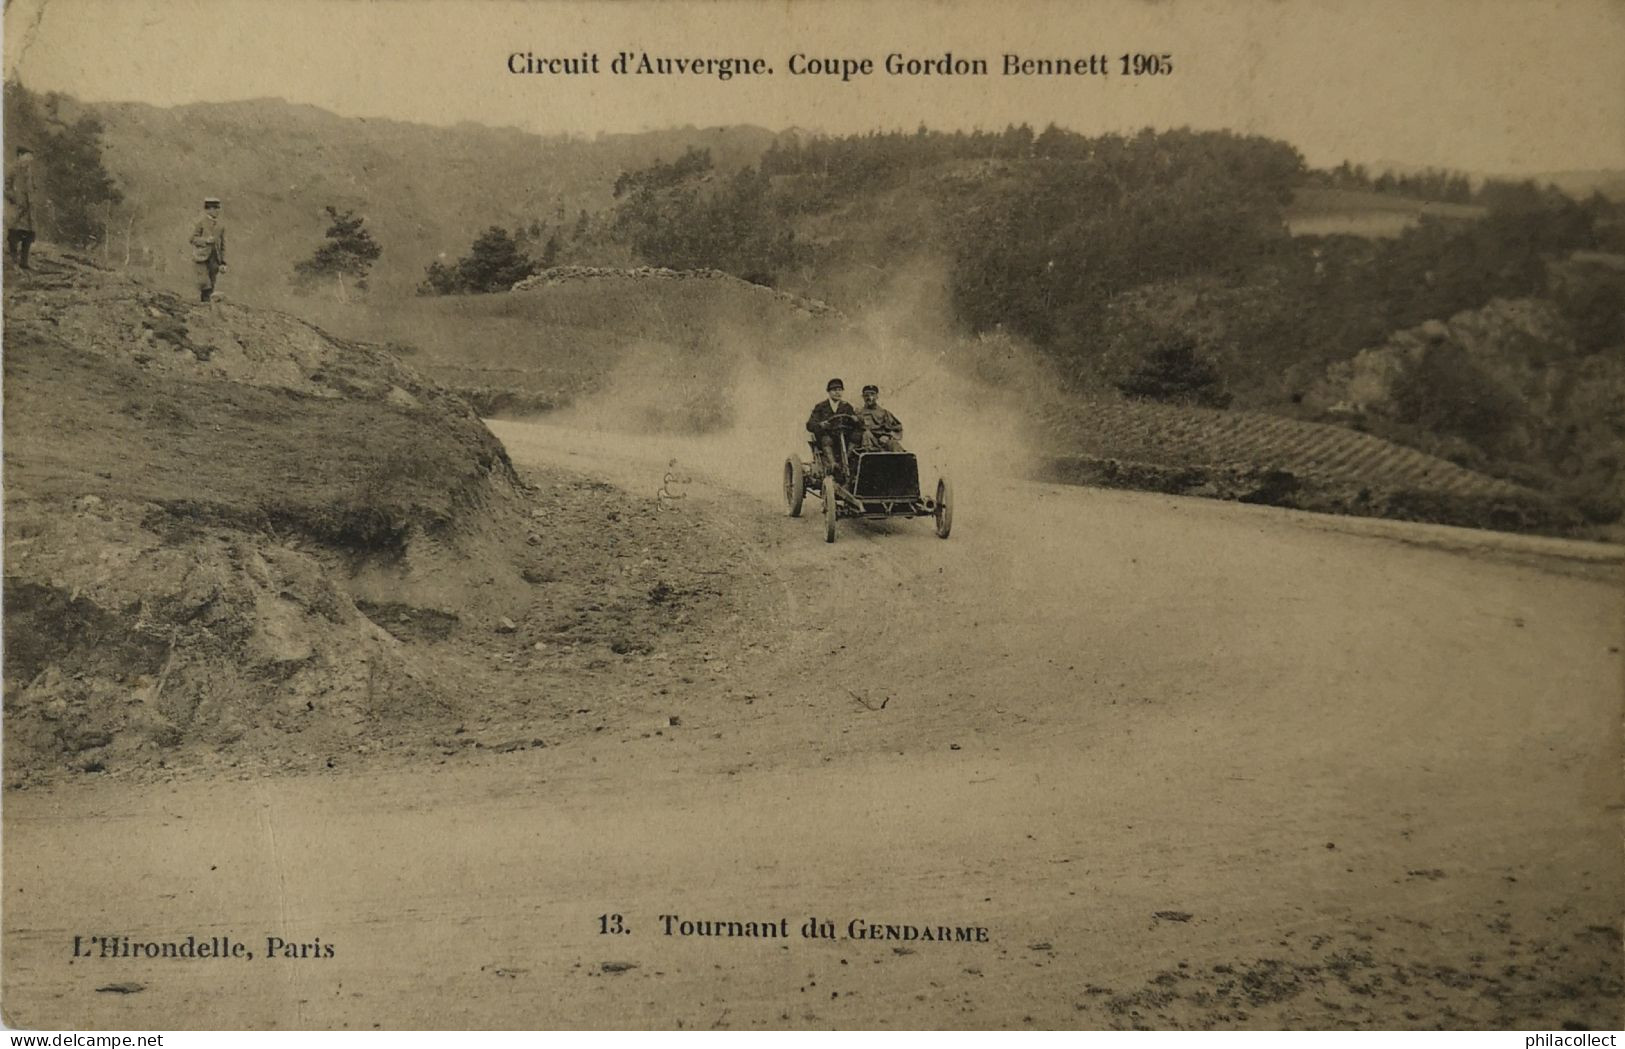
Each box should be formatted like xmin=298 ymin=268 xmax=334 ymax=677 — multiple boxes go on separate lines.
xmin=861 ymin=384 xmax=879 ymax=395
xmin=826 ymin=378 xmax=844 ymax=391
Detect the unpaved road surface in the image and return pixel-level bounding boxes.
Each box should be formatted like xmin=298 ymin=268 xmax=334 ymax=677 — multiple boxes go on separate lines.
xmin=6 ymin=420 xmax=1622 ymax=1029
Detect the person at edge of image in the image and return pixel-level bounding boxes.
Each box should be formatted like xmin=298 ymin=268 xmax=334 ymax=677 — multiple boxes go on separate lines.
xmin=5 ymin=143 xmax=39 ymax=270
xmin=189 ymin=195 xmax=227 ymax=302
xmin=857 ymin=383 xmax=904 ymax=451
xmin=806 ymin=377 xmax=859 ymax=482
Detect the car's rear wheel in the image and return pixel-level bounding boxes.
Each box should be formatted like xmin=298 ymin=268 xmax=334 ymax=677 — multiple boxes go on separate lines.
xmin=934 ymin=477 xmax=953 ymax=539
xmin=824 ymin=481 xmax=837 ymax=543
xmin=784 ymin=458 xmax=805 ymax=517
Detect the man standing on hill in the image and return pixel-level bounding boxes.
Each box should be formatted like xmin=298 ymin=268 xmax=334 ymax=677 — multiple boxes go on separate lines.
xmin=189 ymin=196 xmax=227 ymax=302
xmin=6 ymin=144 xmax=39 ymax=270
xmin=806 ymin=378 xmax=859 ymax=481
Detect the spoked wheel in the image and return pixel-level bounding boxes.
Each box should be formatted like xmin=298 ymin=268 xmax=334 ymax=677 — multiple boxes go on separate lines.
xmin=824 ymin=482 xmax=838 ymax=543
xmin=934 ymin=477 xmax=953 ymax=539
xmin=784 ymin=458 xmax=805 ymax=517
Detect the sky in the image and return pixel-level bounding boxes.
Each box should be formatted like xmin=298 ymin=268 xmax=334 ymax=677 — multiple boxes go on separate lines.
xmin=4 ymin=0 xmax=1624 ymax=175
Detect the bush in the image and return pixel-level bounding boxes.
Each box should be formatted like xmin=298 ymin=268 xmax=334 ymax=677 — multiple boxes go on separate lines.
xmin=418 ymin=227 xmax=537 ymax=295
xmin=457 ymin=227 xmax=537 ymax=293
xmin=1553 ymin=264 xmax=1625 ymax=354
xmin=1390 ymin=342 xmax=1525 ymax=451
xmin=3 ymin=80 xmax=123 ymax=249
xmin=292 ymin=206 xmax=381 ymax=299
xmin=1116 ymin=337 xmax=1232 ymax=408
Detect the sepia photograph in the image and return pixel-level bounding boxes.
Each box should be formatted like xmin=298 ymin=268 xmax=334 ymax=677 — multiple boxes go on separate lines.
xmin=2 ymin=0 xmax=1622 ymax=1033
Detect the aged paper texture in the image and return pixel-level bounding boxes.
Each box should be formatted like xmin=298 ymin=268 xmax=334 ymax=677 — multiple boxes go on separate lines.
xmin=2 ymin=0 xmax=1622 ymax=1031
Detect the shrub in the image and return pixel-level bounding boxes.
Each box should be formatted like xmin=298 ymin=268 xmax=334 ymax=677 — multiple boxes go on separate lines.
xmin=1116 ymin=337 xmax=1232 ymax=408
xmin=1390 ymin=342 xmax=1524 ymax=451
xmin=418 ymin=227 xmax=537 ymax=295
xmin=292 ymin=206 xmax=382 ymax=299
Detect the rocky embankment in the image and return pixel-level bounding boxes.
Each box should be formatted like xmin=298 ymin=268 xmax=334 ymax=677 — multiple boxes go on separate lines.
xmin=2 ymin=252 xmax=751 ymax=787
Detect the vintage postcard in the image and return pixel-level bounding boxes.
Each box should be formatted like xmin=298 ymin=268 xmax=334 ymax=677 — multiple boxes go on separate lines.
xmin=2 ymin=0 xmax=1621 ymax=1032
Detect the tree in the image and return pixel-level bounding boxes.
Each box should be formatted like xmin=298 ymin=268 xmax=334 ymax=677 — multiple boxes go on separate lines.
xmin=292 ymin=206 xmax=381 ymax=299
xmin=457 ymin=226 xmax=536 ymax=292
xmin=3 ymin=80 xmax=124 ymax=249
xmin=1391 ymin=341 xmax=1524 ymax=453
xmin=1116 ymin=337 xmax=1232 ymax=408
xmin=1033 ymin=123 xmax=1076 ymax=158
xmin=418 ymin=226 xmax=536 ymax=295
xmin=417 ymin=258 xmax=459 ymax=296
xmin=949 ymin=128 xmax=1303 ymax=351
xmin=611 ymin=160 xmax=804 ymax=284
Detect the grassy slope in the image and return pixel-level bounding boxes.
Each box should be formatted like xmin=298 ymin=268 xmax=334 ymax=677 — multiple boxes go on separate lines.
xmin=2 ymin=265 xmax=511 ymax=547
xmin=298 ymin=256 xmax=1570 ymax=533
xmin=4 ymin=333 xmax=493 ymax=545
xmin=278 ymin=251 xmax=1572 ymax=532
xmin=293 ymin=269 xmax=854 ymax=413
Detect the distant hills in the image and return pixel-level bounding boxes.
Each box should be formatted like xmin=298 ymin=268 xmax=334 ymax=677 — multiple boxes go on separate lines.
xmin=76 ymin=96 xmax=776 ymax=296
xmin=55 ymin=94 xmax=1625 ymax=300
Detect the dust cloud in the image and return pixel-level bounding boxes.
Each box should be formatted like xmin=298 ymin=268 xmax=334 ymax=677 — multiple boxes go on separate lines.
xmin=549 ymin=259 xmax=1058 ymax=511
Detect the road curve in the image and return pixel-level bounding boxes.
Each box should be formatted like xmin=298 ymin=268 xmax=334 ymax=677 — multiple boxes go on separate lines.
xmin=4 ymin=420 xmax=1620 ymax=1029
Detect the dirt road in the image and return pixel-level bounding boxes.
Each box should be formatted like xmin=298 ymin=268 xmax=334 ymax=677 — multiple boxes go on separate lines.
xmin=6 ymin=420 xmax=1621 ymax=1029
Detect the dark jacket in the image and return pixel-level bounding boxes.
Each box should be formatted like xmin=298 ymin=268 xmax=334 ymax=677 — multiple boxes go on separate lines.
xmin=5 ymin=162 xmax=36 ymax=232
xmin=806 ymin=398 xmax=858 ymax=435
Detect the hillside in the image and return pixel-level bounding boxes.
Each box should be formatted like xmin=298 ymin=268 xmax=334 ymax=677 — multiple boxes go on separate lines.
xmin=295 ymin=265 xmax=852 ymax=416
xmin=217 ymin=250 xmax=1593 ymax=537
xmin=15 ymin=93 xmax=1619 ymax=535
xmin=1 ymin=249 xmax=762 ymax=787
xmin=80 ymin=96 xmax=1525 ymax=306
xmin=305 ymin=257 xmax=1580 ymax=535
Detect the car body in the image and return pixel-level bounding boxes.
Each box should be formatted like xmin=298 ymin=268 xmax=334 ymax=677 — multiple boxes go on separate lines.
xmin=784 ymin=414 xmax=952 ymax=542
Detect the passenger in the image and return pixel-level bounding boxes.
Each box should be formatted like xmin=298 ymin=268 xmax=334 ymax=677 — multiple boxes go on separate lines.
xmin=806 ymin=378 xmax=860 ymax=481
xmin=856 ymin=384 xmax=905 ymax=451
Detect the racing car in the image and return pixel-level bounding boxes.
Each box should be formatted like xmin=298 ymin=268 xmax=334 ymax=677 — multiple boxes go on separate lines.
xmin=783 ymin=413 xmax=952 ymax=543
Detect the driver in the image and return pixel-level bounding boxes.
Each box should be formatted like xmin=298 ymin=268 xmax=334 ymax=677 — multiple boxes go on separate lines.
xmin=806 ymin=377 xmax=859 ymax=481
xmin=856 ymin=384 xmax=905 ymax=451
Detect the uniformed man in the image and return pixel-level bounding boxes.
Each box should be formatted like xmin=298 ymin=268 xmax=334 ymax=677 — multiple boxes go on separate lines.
xmin=856 ymin=384 xmax=905 ymax=451
xmin=189 ymin=197 xmax=228 ymax=302
xmin=805 ymin=378 xmax=860 ymax=481
xmin=5 ymin=144 xmax=39 ymax=270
